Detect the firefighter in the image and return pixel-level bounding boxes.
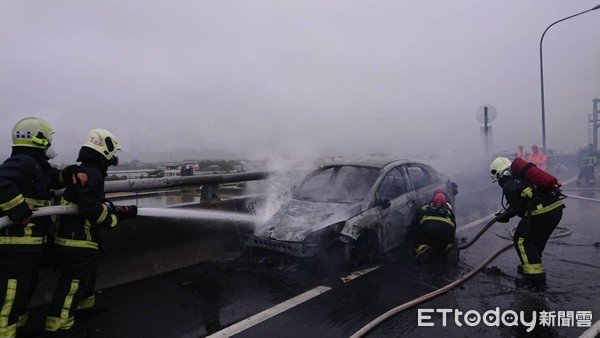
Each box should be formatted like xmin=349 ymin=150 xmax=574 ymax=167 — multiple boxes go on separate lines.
xmin=44 ymin=129 xmax=137 ymax=337
xmin=576 ymin=144 xmax=597 ymax=185
xmin=515 ymin=144 xmax=528 ymax=160
xmin=413 ymin=190 xmax=458 ymax=264
xmin=490 ymin=157 xmax=565 ymax=289
xmin=527 ymin=144 xmax=547 ymax=171
xmin=0 ymin=117 xmax=86 ymax=338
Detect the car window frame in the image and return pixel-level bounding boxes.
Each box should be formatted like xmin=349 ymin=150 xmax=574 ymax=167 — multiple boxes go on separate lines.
xmin=405 ymin=163 xmax=441 ymax=190
xmin=293 ymin=164 xmax=381 ymax=203
xmin=375 ymin=166 xmax=410 ymax=202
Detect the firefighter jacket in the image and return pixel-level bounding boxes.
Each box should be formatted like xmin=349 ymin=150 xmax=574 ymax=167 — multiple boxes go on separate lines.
xmin=579 ymin=149 xmax=598 ymax=168
xmin=498 ymin=175 xmax=565 ymax=218
xmin=527 ymin=152 xmax=547 ymax=171
xmin=415 ymin=203 xmax=456 ymax=229
xmin=0 ymin=148 xmax=73 ymax=252
xmin=54 ymin=159 xmax=117 ymax=253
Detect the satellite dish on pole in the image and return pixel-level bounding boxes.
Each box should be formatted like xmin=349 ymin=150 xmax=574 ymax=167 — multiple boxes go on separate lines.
xmin=476 ymin=105 xmax=497 ymax=125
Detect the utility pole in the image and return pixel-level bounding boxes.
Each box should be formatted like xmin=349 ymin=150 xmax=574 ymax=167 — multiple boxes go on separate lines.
xmin=593 ymin=98 xmax=599 ymax=151
xmin=540 ymin=4 xmax=600 ymax=153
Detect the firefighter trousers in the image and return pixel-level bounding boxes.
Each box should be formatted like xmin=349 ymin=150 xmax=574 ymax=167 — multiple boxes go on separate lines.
xmin=513 ymin=207 xmax=563 ymax=276
xmin=0 ymin=251 xmax=41 ymax=338
xmin=415 ymin=221 xmax=455 ymax=255
xmin=44 ymin=249 xmax=98 ymax=335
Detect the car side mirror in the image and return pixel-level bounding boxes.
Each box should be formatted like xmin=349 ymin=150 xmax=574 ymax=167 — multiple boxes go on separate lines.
xmin=451 ymin=182 xmax=458 ymax=196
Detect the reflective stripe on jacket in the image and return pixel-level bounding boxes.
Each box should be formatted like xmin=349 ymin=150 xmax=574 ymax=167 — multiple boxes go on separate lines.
xmin=500 ymin=175 xmax=565 ymax=218
xmin=0 ymin=151 xmax=65 ymax=251
xmin=54 ymin=162 xmax=116 ymax=251
xmin=418 ymin=204 xmax=456 ymax=228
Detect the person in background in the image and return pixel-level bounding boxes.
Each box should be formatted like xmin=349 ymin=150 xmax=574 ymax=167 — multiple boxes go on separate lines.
xmin=515 ymin=144 xmax=528 ymax=160
xmin=0 ymin=117 xmax=86 ymax=338
xmin=44 ymin=129 xmax=138 ymax=337
xmin=490 ymin=157 xmax=565 ymax=289
xmin=412 ymin=190 xmax=458 ymax=265
xmin=528 ymin=144 xmax=547 ymax=171
xmin=576 ymin=144 xmax=597 ymax=185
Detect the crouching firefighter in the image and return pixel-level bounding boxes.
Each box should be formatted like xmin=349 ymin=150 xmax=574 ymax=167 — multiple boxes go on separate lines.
xmin=44 ymin=129 xmax=138 ymax=336
xmin=490 ymin=157 xmax=565 ymax=289
xmin=412 ymin=190 xmax=458 ymax=264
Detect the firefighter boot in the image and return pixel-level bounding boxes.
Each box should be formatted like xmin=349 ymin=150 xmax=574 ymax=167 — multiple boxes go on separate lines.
xmin=514 ymin=273 xmax=546 ymax=291
xmin=43 ymin=326 xmax=89 ymax=338
xmin=76 ymin=303 xmax=108 ymax=318
xmin=415 ymin=244 xmax=432 ymax=264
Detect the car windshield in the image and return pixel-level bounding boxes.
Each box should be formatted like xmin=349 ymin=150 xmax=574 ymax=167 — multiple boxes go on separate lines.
xmin=293 ymin=165 xmax=380 ymax=202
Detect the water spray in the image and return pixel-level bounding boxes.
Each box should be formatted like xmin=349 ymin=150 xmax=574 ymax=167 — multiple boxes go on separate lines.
xmin=137 ymin=208 xmax=262 ymax=223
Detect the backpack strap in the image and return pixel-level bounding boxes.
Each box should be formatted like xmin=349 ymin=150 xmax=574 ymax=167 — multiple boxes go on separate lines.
xmin=518 ymin=162 xmax=536 ymax=179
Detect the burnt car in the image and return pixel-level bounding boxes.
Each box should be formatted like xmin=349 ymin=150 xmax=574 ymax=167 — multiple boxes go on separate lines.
xmin=245 ymin=158 xmax=458 ymax=266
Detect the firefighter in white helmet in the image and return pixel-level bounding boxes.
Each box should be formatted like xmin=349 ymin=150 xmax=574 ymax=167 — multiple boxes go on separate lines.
xmin=0 ymin=117 xmax=86 ymax=337
xmin=45 ymin=129 xmax=137 ymax=336
xmin=490 ymin=156 xmax=565 ymax=289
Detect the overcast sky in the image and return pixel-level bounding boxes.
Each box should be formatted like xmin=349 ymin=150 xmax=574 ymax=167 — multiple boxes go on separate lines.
xmin=1 ymin=1 xmax=599 ymax=164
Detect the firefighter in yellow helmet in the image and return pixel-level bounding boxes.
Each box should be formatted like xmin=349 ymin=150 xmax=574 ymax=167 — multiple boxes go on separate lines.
xmin=44 ymin=129 xmax=137 ymax=337
xmin=490 ymin=157 xmax=565 ymax=289
xmin=0 ymin=117 xmax=86 ymax=337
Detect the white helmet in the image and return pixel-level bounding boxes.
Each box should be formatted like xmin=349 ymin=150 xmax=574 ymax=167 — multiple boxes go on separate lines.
xmin=11 ymin=117 xmax=54 ymax=149
xmin=490 ymin=157 xmax=512 ymax=182
xmin=82 ymin=129 xmax=121 ymax=162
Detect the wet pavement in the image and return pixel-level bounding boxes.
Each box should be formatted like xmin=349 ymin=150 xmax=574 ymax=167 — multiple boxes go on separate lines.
xmin=366 ymin=180 xmax=600 ymax=338
xmin=23 ymin=172 xmax=600 ymax=338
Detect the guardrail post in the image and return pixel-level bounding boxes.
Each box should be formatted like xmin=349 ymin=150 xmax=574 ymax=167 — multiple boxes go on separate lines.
xmin=200 ymin=183 xmax=220 ymax=202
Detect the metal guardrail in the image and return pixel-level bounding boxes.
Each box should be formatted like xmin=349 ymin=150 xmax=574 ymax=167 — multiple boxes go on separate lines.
xmin=52 ymin=171 xmax=273 ymax=202
xmin=104 ymin=171 xmax=272 ymax=201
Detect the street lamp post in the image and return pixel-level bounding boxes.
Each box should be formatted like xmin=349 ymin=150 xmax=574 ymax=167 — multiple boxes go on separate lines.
xmin=539 ymin=4 xmax=600 ymax=153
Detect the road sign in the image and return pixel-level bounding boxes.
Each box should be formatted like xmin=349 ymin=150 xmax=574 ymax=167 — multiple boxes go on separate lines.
xmin=476 ymin=105 xmax=497 ymax=126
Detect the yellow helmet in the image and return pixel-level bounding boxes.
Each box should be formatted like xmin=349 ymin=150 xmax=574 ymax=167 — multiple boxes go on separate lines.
xmin=82 ymin=129 xmax=121 ymax=162
xmin=11 ymin=117 xmax=54 ymax=148
xmin=490 ymin=157 xmax=512 ymax=182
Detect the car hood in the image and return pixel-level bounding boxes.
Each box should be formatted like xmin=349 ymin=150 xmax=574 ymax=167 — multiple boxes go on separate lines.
xmin=254 ymin=198 xmax=363 ymax=242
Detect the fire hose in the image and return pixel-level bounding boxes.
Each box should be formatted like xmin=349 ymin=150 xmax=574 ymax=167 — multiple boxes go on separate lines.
xmin=349 ymin=242 xmax=513 ymax=338
xmin=456 ymin=209 xmax=511 ymax=251
xmin=0 ymin=206 xmax=79 ymax=229
xmin=0 ymin=205 xmax=261 ymax=230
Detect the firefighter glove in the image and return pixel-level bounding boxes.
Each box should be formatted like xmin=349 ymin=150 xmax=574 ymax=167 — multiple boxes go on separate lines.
xmin=115 ymin=205 xmax=138 ymax=221
xmin=495 ymin=209 xmax=515 ymax=223
xmin=61 ymin=165 xmax=88 ymax=186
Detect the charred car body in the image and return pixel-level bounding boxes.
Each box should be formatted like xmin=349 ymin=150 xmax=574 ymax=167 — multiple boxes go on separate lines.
xmin=245 ymin=158 xmax=458 ymax=266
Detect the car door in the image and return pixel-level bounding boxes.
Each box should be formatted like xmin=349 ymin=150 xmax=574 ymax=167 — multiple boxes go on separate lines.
xmin=375 ymin=166 xmax=418 ymax=252
xmin=405 ymin=164 xmax=441 ymax=207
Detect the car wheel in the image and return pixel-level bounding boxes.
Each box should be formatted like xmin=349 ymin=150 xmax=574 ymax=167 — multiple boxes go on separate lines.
xmin=344 ymin=230 xmax=378 ymax=267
